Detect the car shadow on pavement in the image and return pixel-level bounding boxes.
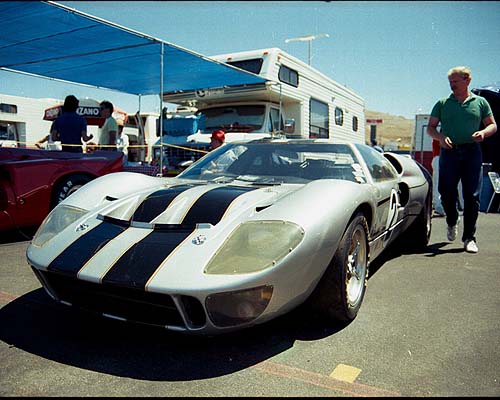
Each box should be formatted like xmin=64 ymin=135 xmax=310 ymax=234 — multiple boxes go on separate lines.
xmin=0 ymin=227 xmax=37 ymax=245
xmin=0 ymin=288 xmax=349 ymax=381
xmin=368 ymin=240 xmax=465 ymax=277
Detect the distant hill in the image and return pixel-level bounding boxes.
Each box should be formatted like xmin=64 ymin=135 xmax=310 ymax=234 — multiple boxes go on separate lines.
xmin=364 ymin=110 xmax=414 ymax=149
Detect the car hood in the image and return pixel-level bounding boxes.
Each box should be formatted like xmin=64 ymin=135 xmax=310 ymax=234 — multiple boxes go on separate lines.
xmin=27 ymin=178 xmax=362 ymax=293
xmin=97 ymin=180 xmax=298 ymax=227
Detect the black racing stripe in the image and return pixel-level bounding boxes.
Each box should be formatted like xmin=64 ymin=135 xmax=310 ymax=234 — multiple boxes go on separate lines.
xmin=182 ymin=186 xmax=257 ymax=226
xmin=47 ymin=222 xmax=127 ymax=277
xmin=101 ymin=229 xmax=192 ymax=289
xmin=132 ymin=185 xmax=194 ymax=223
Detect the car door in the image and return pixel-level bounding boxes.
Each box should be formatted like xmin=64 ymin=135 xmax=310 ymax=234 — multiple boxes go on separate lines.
xmin=355 ymin=145 xmax=401 ymax=244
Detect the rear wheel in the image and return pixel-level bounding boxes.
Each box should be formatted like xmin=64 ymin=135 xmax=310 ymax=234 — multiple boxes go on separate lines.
xmin=51 ymin=174 xmax=92 ymax=208
xmin=309 ymin=213 xmax=369 ymax=322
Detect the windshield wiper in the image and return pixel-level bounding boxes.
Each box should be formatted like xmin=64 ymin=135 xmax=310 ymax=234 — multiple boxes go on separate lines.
xmin=250 ymin=181 xmax=283 ymax=186
xmin=235 ymin=176 xmax=284 ymax=186
xmin=212 ymin=176 xmax=236 ymax=184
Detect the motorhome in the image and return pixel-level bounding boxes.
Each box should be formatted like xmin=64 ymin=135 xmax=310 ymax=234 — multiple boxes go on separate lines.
xmin=0 ymin=93 xmax=58 ymax=148
xmin=156 ymin=48 xmax=366 ymax=170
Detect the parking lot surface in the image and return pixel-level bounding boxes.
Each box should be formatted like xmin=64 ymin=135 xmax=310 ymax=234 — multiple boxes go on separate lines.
xmin=1 ymin=213 xmax=499 ymax=397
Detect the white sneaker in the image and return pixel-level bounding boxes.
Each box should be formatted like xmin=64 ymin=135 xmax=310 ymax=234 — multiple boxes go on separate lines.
xmin=447 ymin=219 xmax=459 ymax=241
xmin=464 ymin=239 xmax=479 ymax=253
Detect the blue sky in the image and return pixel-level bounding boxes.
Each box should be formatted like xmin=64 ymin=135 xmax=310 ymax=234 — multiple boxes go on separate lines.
xmin=1 ymin=1 xmax=499 ymax=119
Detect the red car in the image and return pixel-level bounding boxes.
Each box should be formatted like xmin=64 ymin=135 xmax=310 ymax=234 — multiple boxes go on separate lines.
xmin=0 ymin=148 xmax=123 ymax=232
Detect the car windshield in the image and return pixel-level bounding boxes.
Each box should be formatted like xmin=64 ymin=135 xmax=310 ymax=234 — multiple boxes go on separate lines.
xmin=199 ymin=105 xmax=265 ymax=133
xmin=178 ymin=142 xmax=366 ymax=184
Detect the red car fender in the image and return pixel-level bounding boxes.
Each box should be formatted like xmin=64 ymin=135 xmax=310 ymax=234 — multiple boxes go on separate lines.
xmin=0 ymin=148 xmax=123 ymax=231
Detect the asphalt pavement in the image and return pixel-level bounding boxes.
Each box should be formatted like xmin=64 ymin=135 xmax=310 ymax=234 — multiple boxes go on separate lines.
xmin=0 ymin=213 xmax=499 ymax=397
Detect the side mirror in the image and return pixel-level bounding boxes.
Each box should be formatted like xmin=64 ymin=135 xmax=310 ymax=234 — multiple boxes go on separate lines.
xmin=284 ymin=119 xmax=295 ymax=134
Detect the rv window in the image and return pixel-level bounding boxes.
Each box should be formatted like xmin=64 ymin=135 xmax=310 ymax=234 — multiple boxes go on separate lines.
xmin=278 ymin=65 xmax=299 ymax=87
xmin=201 ymin=105 xmax=266 ymax=133
xmin=309 ymin=99 xmax=329 ymax=139
xmin=352 ymin=116 xmax=359 ymax=132
xmin=0 ymin=103 xmax=18 ymax=114
xmin=269 ymin=108 xmax=283 ymax=132
xmin=0 ymin=122 xmax=17 ymax=141
xmin=335 ymin=107 xmax=344 ymax=126
xmin=125 ymin=116 xmax=137 ymax=128
xmin=226 ymin=58 xmax=264 ymax=75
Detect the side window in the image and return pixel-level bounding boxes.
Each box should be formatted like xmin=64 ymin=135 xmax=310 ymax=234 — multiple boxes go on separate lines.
xmin=269 ymin=108 xmax=283 ymax=132
xmin=352 ymin=116 xmax=358 ymax=132
xmin=309 ymin=99 xmax=329 ymax=139
xmin=0 ymin=122 xmax=17 ymax=141
xmin=0 ymin=103 xmax=18 ymax=114
xmin=335 ymin=107 xmax=344 ymax=126
xmin=278 ymin=65 xmax=299 ymax=87
xmin=355 ymin=144 xmax=398 ymax=182
xmin=227 ymin=58 xmax=264 ymax=75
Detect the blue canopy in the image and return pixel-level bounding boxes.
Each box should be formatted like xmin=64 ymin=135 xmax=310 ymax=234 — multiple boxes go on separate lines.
xmin=0 ymin=1 xmax=266 ymax=96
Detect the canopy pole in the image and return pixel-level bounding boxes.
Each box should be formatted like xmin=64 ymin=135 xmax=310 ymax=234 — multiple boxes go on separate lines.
xmin=137 ymin=94 xmax=143 ymax=162
xmin=159 ymin=42 xmax=164 ymax=176
xmin=278 ymin=83 xmax=283 ymax=135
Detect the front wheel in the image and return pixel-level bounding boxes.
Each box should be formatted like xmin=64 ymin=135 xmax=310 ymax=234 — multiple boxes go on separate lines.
xmin=309 ymin=213 xmax=369 ymax=322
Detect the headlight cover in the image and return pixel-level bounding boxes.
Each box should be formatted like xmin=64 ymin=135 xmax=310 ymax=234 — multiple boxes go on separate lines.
xmin=204 ymin=220 xmax=304 ymax=275
xmin=32 ymin=205 xmax=88 ymax=247
xmin=206 ymin=285 xmax=273 ymax=327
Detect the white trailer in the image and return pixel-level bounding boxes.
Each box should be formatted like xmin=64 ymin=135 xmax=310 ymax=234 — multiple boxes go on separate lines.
xmin=157 ymin=48 xmax=365 ymax=169
xmin=412 ymin=114 xmax=436 ymax=173
xmin=0 ymin=93 xmax=58 ymax=148
xmin=0 ymin=93 xmax=159 ymax=159
xmin=121 ymin=112 xmax=159 ymax=162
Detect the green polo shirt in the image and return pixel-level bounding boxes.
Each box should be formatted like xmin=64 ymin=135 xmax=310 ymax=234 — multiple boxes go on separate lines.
xmin=430 ymin=93 xmax=492 ymax=144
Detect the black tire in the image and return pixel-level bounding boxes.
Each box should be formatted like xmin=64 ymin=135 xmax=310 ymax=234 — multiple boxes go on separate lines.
xmin=51 ymin=174 xmax=92 ymax=208
xmin=309 ymin=212 xmax=369 ymax=322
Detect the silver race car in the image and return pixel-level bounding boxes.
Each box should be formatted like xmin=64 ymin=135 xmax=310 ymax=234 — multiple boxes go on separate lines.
xmin=26 ymin=139 xmax=432 ymax=335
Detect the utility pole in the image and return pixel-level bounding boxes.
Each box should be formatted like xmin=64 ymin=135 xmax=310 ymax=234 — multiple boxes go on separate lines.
xmin=285 ymin=34 xmax=329 ymax=66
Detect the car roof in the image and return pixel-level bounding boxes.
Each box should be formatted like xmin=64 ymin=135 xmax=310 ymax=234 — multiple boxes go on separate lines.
xmin=229 ymin=137 xmax=361 ymax=146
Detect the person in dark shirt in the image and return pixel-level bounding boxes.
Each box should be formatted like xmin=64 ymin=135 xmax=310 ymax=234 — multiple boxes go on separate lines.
xmin=51 ymin=95 xmax=93 ymax=153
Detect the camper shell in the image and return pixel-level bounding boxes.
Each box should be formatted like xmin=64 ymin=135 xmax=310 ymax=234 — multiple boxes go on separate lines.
xmin=156 ymin=48 xmax=366 ymax=171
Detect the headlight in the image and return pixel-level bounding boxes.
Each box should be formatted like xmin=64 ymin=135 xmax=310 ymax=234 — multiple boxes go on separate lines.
xmin=32 ymin=205 xmax=88 ymax=247
xmin=206 ymin=285 xmax=273 ymax=327
xmin=204 ymin=221 xmax=304 ymax=275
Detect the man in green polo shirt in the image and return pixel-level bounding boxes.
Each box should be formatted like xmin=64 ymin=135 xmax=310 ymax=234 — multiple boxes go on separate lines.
xmin=427 ymin=66 xmax=497 ymax=253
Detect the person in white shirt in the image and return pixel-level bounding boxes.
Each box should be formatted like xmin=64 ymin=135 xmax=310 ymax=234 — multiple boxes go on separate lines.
xmin=115 ymin=117 xmax=129 ymax=164
xmin=98 ymin=101 xmax=118 ymax=151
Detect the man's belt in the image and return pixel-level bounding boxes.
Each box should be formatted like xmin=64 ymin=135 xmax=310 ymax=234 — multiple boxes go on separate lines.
xmin=450 ymin=142 xmax=477 ymax=149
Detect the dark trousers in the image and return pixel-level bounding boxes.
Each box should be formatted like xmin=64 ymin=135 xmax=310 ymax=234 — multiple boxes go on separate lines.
xmin=438 ymin=143 xmax=482 ymax=242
